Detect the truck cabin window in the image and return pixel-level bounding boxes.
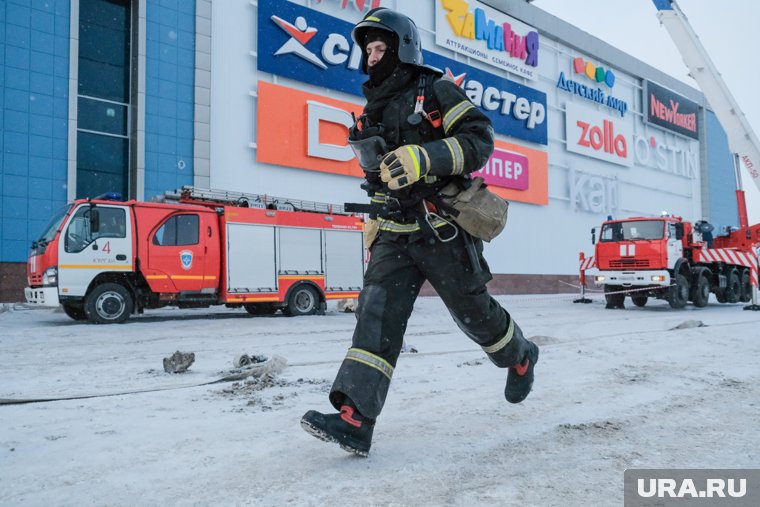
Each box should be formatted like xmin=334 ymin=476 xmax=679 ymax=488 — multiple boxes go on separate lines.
xmin=153 ymin=214 xmax=199 ymax=246
xmin=600 ymin=220 xmax=664 ymax=242
xmin=65 ymin=206 xmax=126 ymax=253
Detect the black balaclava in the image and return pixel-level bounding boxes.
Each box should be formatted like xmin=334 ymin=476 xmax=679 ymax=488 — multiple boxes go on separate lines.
xmin=363 ymin=28 xmax=399 ymax=85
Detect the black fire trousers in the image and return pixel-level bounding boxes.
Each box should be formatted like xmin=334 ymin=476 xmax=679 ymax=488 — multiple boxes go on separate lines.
xmin=329 ymin=229 xmax=514 ymax=420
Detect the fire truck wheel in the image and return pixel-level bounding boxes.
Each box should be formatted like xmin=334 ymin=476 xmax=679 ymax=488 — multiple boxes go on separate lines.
xmin=284 ymin=285 xmax=319 ymax=316
xmin=244 ymin=303 xmax=278 ymax=315
xmin=84 ymin=283 xmax=134 ymax=324
xmin=725 ymin=268 xmax=741 ymax=304
xmin=62 ymin=303 xmax=88 ymax=321
xmin=739 ymin=269 xmax=752 ymax=303
xmin=667 ymin=273 xmax=689 ymax=309
xmin=691 ymin=273 xmax=710 ymax=308
xmin=631 ymin=294 xmax=648 ymax=307
xmin=604 ymin=285 xmax=625 ymax=309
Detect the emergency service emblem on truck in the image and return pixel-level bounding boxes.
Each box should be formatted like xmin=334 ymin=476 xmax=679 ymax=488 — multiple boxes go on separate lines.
xmin=25 ymin=187 xmax=366 ymax=324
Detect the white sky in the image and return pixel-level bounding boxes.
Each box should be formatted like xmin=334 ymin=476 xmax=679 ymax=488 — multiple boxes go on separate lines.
xmin=533 ymin=0 xmax=760 ymax=222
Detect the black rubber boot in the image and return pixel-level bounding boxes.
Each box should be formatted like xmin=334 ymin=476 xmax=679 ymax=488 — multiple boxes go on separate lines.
xmin=301 ymin=402 xmax=375 ymax=457
xmin=503 ymin=324 xmax=540 ymax=404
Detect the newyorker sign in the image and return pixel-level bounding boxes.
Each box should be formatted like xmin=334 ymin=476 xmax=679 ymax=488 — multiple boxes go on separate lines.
xmin=645 ymin=81 xmax=699 ymax=140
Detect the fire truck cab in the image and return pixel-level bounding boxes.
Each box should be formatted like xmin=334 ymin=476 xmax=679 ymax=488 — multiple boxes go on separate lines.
xmin=592 ymin=215 xmax=756 ymax=309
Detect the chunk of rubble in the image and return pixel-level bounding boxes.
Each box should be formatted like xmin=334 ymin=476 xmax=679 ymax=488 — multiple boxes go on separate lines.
xmin=670 ymin=320 xmax=705 ymax=330
xmin=163 ymin=351 xmax=196 ymax=373
xmin=233 ymin=354 xmax=268 ymax=368
xmin=220 ymin=355 xmax=287 ymax=382
xmin=337 ymin=298 xmax=356 ymax=313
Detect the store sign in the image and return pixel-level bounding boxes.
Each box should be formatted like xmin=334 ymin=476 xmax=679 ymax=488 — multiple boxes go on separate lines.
xmin=257 ymin=0 xmax=548 ymax=145
xmin=257 ymin=0 xmax=364 ymax=96
xmin=482 ymin=140 xmax=548 ymax=206
xmin=423 ymin=53 xmax=547 ymax=145
xmin=314 ymin=0 xmax=381 ymax=11
xmin=633 ymin=135 xmax=698 ymax=178
xmin=257 ymin=81 xmax=548 ymax=205
xmin=569 ymin=167 xmax=619 ymax=214
xmin=257 ymin=81 xmax=365 ymax=178
xmin=572 ymin=57 xmax=616 ymax=88
xmin=435 ymin=0 xmax=539 ymax=80
xmin=565 ymin=102 xmax=632 ymax=167
xmin=557 ymin=57 xmax=628 ymax=117
xmin=645 ymin=81 xmax=699 ymax=139
xmin=478 ymin=148 xmax=529 ymax=190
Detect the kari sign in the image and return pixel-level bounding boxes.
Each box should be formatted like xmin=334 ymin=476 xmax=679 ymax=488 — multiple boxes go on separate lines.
xmin=645 ymin=81 xmax=699 ymax=139
xmin=257 ymin=0 xmax=547 ymax=145
xmin=435 ymin=0 xmax=539 ymax=80
xmin=565 ymin=102 xmax=633 ymax=167
xmin=257 ymin=81 xmax=548 ymax=205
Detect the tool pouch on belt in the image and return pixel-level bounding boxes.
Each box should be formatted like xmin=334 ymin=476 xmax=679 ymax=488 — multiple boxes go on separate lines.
xmin=363 ymin=218 xmax=379 ymax=249
xmin=437 ymin=177 xmax=508 ymax=242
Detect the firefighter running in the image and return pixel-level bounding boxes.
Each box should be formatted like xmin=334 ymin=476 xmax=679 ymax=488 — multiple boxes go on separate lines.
xmin=300 ymin=8 xmax=540 ymax=457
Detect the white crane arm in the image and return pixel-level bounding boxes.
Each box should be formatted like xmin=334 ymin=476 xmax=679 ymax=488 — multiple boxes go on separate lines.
xmin=653 ymin=0 xmax=760 ymax=192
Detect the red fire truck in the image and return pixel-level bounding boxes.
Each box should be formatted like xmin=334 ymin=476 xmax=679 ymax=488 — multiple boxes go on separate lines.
xmin=580 ymin=2 xmax=760 ymax=310
xmin=591 ymin=214 xmax=759 ymax=309
xmin=25 ymin=187 xmax=365 ymax=323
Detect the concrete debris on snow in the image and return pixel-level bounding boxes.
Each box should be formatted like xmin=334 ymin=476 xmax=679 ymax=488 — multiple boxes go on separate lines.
xmin=162 ymin=351 xmax=196 ymax=373
xmin=670 ymin=319 xmax=706 ymax=330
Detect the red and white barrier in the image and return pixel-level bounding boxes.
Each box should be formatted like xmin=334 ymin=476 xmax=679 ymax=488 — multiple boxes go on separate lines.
xmin=575 ymin=252 xmax=597 ymax=303
xmin=694 ymin=248 xmax=758 ymax=288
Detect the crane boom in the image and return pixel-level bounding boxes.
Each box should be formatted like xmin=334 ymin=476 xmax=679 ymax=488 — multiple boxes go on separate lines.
xmin=652 ymin=0 xmax=760 ymax=202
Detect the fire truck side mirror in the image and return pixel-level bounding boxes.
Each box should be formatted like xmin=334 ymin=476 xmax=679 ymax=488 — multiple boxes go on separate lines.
xmin=674 ymin=223 xmax=684 ymax=240
xmin=591 ymin=227 xmax=596 ymax=245
xmin=89 ymin=208 xmax=100 ymax=234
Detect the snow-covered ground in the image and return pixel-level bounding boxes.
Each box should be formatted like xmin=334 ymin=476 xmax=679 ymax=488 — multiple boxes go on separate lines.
xmin=1 ymin=293 xmax=759 ymax=506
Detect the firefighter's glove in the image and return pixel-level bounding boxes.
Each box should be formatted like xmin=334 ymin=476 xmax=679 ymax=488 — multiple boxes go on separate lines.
xmin=380 ymin=145 xmax=430 ymax=190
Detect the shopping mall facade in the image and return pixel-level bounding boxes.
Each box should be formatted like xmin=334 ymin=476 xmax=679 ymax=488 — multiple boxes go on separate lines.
xmin=0 ymin=0 xmax=739 ymax=301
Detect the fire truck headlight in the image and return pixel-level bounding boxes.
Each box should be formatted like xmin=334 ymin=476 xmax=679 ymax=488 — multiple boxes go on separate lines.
xmin=42 ymin=266 xmax=58 ymax=286
xmin=594 ymin=275 xmax=606 ymax=282
xmin=651 ymin=275 xmax=666 ymax=282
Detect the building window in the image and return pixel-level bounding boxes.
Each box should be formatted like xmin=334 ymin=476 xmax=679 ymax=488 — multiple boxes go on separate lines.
xmin=77 ymin=0 xmax=132 ymax=199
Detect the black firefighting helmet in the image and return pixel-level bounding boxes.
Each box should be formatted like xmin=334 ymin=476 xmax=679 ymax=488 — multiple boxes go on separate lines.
xmin=352 ymin=8 xmax=423 ymax=73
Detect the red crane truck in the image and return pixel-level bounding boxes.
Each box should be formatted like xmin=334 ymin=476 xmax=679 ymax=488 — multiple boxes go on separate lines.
xmin=591 ymin=214 xmax=759 ymax=309
xmin=25 ymin=187 xmax=365 ymax=323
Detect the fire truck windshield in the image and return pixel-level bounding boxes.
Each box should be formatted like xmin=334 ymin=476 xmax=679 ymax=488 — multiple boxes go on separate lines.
xmin=36 ymin=204 xmax=73 ymax=245
xmin=600 ymin=220 xmax=664 ymax=242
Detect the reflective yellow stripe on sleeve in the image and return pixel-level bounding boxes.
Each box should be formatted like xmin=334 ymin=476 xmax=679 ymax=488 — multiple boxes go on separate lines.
xmin=443 ymin=138 xmax=464 ymax=175
xmin=345 ymin=348 xmax=395 ymax=380
xmin=443 ymin=100 xmax=475 ymax=134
